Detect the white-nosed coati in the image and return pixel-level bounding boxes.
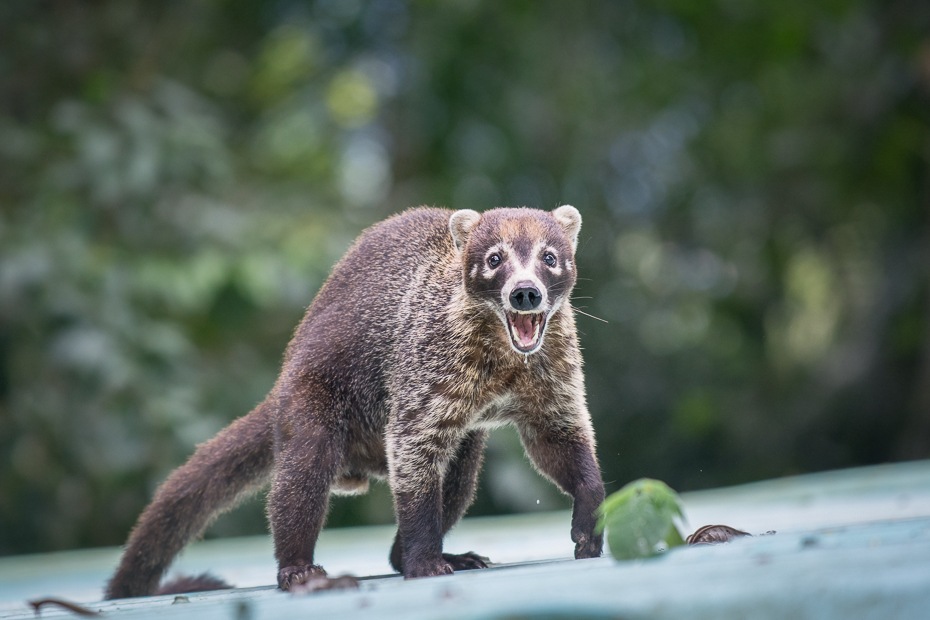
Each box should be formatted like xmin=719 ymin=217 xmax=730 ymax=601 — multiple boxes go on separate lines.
xmin=105 ymin=206 xmax=605 ymax=599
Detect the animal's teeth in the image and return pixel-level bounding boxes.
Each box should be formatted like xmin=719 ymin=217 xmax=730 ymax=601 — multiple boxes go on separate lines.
xmin=508 ymin=313 xmax=544 ymax=349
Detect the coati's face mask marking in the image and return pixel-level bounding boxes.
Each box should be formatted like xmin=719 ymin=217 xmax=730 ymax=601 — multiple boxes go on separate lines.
xmin=450 ymin=206 xmax=582 ymax=356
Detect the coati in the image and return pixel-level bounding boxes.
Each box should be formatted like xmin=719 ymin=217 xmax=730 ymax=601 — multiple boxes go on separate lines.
xmin=105 ymin=205 xmax=605 ymax=599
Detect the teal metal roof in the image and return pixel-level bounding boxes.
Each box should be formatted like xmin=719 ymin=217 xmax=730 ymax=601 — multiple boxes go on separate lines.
xmin=2 ymin=460 xmax=930 ymax=619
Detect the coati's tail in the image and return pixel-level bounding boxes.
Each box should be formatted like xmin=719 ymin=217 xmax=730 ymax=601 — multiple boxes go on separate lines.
xmin=105 ymin=403 xmax=275 ymax=600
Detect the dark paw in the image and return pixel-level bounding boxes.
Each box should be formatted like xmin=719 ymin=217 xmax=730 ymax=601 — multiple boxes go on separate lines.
xmin=277 ymin=564 xmax=327 ymax=591
xmin=403 ymin=557 xmax=454 ymax=579
xmin=574 ymin=534 xmax=603 ymax=559
xmin=442 ymin=551 xmax=489 ymax=570
xmin=156 ymin=573 xmax=232 ymax=595
xmin=288 ymin=574 xmax=360 ymax=595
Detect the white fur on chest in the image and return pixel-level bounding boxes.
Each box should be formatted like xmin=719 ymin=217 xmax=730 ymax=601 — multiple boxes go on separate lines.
xmin=468 ymin=391 xmax=519 ymax=430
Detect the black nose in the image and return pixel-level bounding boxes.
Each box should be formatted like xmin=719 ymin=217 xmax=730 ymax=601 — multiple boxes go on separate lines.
xmin=510 ymin=286 xmax=542 ymax=311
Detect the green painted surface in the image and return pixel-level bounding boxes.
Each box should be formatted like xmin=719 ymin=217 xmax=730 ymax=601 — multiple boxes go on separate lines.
xmin=2 ymin=461 xmax=929 ymax=619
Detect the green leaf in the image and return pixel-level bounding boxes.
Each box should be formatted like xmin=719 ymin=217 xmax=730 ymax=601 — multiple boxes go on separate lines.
xmin=596 ymin=478 xmax=687 ymax=560
xmin=665 ymin=522 xmax=686 ymax=547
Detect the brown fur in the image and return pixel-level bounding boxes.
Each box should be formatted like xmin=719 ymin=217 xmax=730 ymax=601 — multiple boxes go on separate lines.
xmin=155 ymin=573 xmax=232 ymax=595
xmin=104 ymin=206 xmax=604 ymax=599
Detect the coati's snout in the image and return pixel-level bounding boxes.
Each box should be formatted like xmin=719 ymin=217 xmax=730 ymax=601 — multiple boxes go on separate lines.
xmin=502 ymin=275 xmax=549 ymax=353
xmin=450 ymin=205 xmax=582 ymax=356
xmin=506 ymin=283 xmax=546 ymax=353
xmin=510 ymin=284 xmax=542 ymax=310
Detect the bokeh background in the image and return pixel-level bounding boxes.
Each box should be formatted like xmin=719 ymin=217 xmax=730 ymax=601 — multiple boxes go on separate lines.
xmin=2 ymin=0 xmax=929 ymax=556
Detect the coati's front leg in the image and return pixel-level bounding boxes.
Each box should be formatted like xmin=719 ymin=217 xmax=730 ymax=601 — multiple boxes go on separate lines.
xmin=518 ymin=418 xmax=605 ymax=559
xmin=389 ymin=430 xmax=490 ymax=573
xmin=268 ymin=407 xmax=344 ymax=591
xmin=386 ymin=415 xmax=470 ymax=578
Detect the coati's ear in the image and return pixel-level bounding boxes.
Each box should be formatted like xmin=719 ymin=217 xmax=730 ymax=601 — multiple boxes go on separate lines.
xmin=449 ymin=209 xmax=481 ymax=252
xmin=552 ymin=205 xmax=581 ymax=252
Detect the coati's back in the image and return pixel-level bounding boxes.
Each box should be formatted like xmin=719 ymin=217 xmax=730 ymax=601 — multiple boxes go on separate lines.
xmin=277 ymin=207 xmax=458 ymax=423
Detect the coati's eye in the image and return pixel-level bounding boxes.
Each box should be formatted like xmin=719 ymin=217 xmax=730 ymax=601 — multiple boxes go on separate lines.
xmin=487 ymin=253 xmax=502 ymax=268
xmin=543 ymin=252 xmax=557 ymax=267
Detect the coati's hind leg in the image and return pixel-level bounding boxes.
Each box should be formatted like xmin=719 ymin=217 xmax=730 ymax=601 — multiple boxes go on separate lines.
xmin=268 ymin=398 xmax=344 ymax=591
xmin=389 ymin=430 xmax=489 ymax=574
xmin=105 ymin=405 xmax=274 ymax=599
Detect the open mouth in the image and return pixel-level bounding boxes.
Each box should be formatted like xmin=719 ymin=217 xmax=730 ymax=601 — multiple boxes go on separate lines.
xmin=505 ymin=311 xmax=547 ymax=353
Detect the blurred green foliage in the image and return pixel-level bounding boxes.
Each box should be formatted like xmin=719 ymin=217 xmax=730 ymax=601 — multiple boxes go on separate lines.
xmin=597 ymin=478 xmax=686 ymax=560
xmin=1 ymin=0 xmax=928 ymax=555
